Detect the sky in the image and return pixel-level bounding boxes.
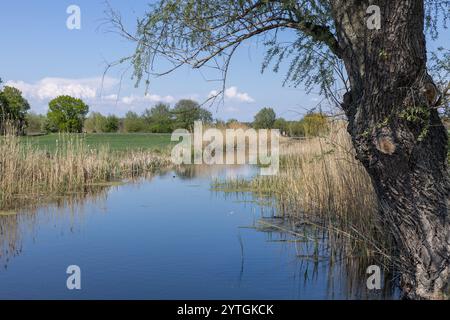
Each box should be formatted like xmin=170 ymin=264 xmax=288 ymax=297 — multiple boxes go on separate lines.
xmin=0 ymin=1 xmax=448 ymax=121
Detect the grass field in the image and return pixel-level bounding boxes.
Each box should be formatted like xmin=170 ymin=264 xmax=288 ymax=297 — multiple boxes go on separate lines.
xmin=20 ymin=133 xmax=175 ymax=152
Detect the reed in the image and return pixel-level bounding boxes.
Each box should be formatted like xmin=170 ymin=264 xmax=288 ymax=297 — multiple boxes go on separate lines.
xmin=213 ymin=121 xmax=395 ymax=262
xmin=0 ymin=127 xmax=172 ymax=210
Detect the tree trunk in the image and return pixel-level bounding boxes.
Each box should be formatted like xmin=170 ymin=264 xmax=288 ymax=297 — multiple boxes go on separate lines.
xmin=331 ymin=0 xmax=450 ymax=299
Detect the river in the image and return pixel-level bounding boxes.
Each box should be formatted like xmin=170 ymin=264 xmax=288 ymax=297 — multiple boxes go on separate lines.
xmin=0 ymin=166 xmax=398 ymax=299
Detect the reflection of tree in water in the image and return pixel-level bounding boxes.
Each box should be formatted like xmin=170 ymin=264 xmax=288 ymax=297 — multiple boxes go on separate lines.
xmin=215 ymin=190 xmax=400 ymax=300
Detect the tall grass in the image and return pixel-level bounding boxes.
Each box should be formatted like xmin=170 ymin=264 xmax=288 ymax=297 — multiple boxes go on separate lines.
xmin=214 ymin=121 xmax=395 ymax=263
xmin=0 ymin=128 xmax=172 ymax=210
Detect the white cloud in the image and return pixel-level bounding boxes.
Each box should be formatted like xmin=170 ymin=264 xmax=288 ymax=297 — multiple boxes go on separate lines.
xmin=102 ymin=94 xmax=119 ymax=101
xmin=120 ymin=94 xmax=175 ymax=105
xmin=208 ymin=86 xmax=255 ymax=103
xmin=5 ymin=77 xmax=119 ymax=101
xmin=225 ymin=86 xmax=255 ymax=103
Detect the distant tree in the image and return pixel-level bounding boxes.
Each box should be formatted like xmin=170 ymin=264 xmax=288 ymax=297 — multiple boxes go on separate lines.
xmin=0 ymin=79 xmax=8 ymax=134
xmin=0 ymin=86 xmax=30 ymax=135
xmin=46 ymin=96 xmax=89 ymax=133
xmin=84 ymin=112 xmax=107 ymax=133
xmin=173 ymin=99 xmax=212 ymax=130
xmin=104 ymin=115 xmax=120 ymax=133
xmin=287 ymin=121 xmax=303 ymax=137
xmin=0 ymin=100 xmax=8 ymax=134
xmin=199 ymin=108 xmax=213 ymax=124
xmin=226 ymin=119 xmax=249 ymax=130
xmin=274 ymin=118 xmax=288 ymax=135
xmin=123 ymin=111 xmax=145 ymax=133
xmin=226 ymin=119 xmax=239 ymax=126
xmin=143 ymin=103 xmax=174 ymax=133
xmin=299 ymin=113 xmax=328 ymax=137
xmin=214 ymin=119 xmax=226 ymax=128
xmin=25 ymin=113 xmax=47 ymax=135
xmin=253 ymin=108 xmax=276 ymax=129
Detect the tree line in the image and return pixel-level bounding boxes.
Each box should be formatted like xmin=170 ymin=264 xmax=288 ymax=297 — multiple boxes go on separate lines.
xmin=1 ymin=80 xmax=329 ymax=137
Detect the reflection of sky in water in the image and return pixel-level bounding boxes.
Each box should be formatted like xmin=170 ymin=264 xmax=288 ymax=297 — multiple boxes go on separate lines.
xmin=211 ymin=165 xmax=259 ymax=180
xmin=0 ymin=166 xmax=398 ymax=299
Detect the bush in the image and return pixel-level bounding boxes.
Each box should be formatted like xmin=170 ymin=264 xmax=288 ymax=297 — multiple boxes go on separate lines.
xmin=299 ymin=113 xmax=329 ymax=137
xmin=84 ymin=112 xmax=107 ymax=133
xmin=274 ymin=118 xmax=288 ymax=134
xmin=26 ymin=113 xmax=47 ymax=134
xmin=104 ymin=115 xmax=120 ymax=133
xmin=123 ymin=111 xmax=146 ymax=133
xmin=142 ymin=103 xmax=174 ymax=133
xmin=287 ymin=113 xmax=329 ymax=137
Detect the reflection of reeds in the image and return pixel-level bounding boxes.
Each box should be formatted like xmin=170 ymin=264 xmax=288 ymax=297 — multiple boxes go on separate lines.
xmin=230 ymin=212 xmax=399 ymax=299
xmin=0 ymin=184 xmax=110 ymax=263
xmin=214 ymin=121 xmax=395 ymax=266
xmin=0 ymin=128 xmax=172 ymax=211
xmin=0 ymin=167 xmax=170 ymax=265
xmin=255 ymin=217 xmax=397 ymax=298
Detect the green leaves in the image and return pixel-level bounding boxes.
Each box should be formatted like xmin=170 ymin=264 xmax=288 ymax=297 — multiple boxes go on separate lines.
xmin=110 ymin=0 xmax=448 ymax=106
xmin=172 ymin=99 xmax=213 ymax=130
xmin=0 ymin=85 xmax=30 ymax=135
xmin=47 ymin=96 xmax=89 ymax=133
xmin=253 ymin=107 xmax=276 ymax=129
xmin=110 ymin=0 xmax=339 ymax=92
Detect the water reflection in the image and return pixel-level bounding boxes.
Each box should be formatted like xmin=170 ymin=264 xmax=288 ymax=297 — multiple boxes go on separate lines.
xmin=0 ymin=185 xmax=110 ymax=265
xmin=251 ymin=218 xmax=397 ymax=299
xmin=213 ymin=190 xmax=399 ymax=300
xmin=0 ymin=165 xmax=399 ymax=299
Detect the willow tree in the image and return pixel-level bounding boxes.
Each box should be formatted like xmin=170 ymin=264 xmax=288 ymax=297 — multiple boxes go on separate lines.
xmin=108 ymin=0 xmax=450 ymax=299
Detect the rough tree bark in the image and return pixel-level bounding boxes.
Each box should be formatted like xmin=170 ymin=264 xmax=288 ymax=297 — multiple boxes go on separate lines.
xmin=330 ymin=0 xmax=449 ymax=299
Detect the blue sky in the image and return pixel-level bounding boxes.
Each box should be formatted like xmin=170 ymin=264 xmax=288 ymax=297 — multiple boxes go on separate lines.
xmin=0 ymin=1 xmax=448 ymax=121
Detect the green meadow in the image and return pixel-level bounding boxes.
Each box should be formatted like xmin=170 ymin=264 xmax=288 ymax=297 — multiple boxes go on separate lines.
xmin=20 ymin=133 xmax=175 ymax=152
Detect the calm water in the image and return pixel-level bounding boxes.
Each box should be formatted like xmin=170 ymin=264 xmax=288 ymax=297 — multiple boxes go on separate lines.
xmin=0 ymin=166 xmax=398 ymax=299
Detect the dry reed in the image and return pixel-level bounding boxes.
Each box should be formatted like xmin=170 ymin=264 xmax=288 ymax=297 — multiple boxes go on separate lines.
xmin=0 ymin=129 xmax=172 ymax=210
xmin=213 ymin=121 xmax=395 ymax=262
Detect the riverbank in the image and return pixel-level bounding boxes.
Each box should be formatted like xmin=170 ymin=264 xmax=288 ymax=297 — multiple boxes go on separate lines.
xmin=0 ymin=132 xmax=173 ymax=211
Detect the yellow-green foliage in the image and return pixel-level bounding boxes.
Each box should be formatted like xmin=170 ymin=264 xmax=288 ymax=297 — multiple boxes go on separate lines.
xmin=288 ymin=113 xmax=329 ymax=137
